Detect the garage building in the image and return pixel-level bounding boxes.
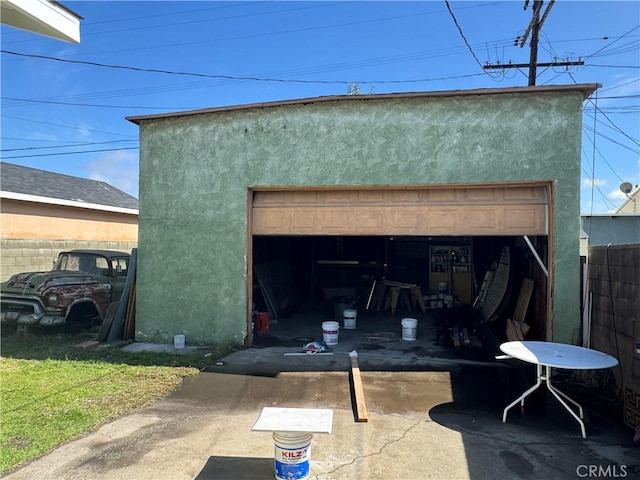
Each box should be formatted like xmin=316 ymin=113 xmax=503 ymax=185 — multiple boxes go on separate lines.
xmin=127 ymin=84 xmax=597 ymax=347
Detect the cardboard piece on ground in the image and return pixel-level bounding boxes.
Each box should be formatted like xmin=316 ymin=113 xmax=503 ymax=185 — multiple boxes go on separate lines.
xmin=252 ymin=407 xmax=333 ymax=433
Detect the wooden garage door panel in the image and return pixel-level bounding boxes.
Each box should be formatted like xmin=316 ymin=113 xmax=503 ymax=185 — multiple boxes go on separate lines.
xmin=427 ymin=189 xmax=459 ymax=203
xmin=425 ymin=210 xmax=458 ymax=230
xmin=465 ymin=208 xmax=500 ymax=229
xmin=354 ymin=210 xmax=384 ymax=229
xmin=252 ymin=186 xmax=549 ymax=235
xmin=504 ymin=186 xmax=547 ymax=202
xmin=505 ymin=207 xmax=547 ymax=230
xmin=259 ymin=211 xmax=290 ymax=230
xmin=322 ymin=210 xmax=350 ymax=229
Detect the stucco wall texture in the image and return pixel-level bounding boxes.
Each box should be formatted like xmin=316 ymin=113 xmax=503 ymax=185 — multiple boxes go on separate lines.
xmin=134 ymin=89 xmax=586 ymax=346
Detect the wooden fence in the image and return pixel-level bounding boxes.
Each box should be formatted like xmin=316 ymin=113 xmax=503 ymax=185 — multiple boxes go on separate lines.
xmin=588 ymin=244 xmax=640 ymax=428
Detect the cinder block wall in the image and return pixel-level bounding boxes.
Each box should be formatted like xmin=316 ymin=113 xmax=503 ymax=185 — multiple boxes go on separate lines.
xmin=1 ymin=238 xmax=137 ymax=282
xmin=588 ymin=244 xmax=640 ymax=426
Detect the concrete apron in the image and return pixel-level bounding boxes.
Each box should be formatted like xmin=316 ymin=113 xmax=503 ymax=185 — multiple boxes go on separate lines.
xmin=3 ymin=353 xmax=637 ymax=480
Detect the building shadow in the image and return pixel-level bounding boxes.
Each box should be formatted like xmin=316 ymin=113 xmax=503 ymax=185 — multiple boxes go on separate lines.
xmin=427 ymin=361 xmax=637 ymax=479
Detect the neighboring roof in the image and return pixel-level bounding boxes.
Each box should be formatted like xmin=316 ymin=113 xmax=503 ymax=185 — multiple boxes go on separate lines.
xmin=0 ymin=162 xmax=138 ymax=213
xmin=581 ymin=214 xmax=640 ymax=246
xmin=615 ymin=184 xmax=640 ymax=214
xmin=127 ymin=84 xmax=600 ymax=125
xmin=63 ymin=249 xmax=131 ymax=258
xmin=0 ymin=0 xmax=82 ymax=43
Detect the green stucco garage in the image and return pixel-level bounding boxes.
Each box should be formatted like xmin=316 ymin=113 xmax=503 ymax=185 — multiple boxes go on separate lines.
xmin=128 ymin=84 xmax=597 ymax=347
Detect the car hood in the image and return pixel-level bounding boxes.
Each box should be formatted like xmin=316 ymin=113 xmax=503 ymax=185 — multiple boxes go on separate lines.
xmin=1 ymin=271 xmax=99 ymax=295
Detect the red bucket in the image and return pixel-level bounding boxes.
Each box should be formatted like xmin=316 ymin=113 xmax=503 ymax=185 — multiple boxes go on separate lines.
xmin=255 ymin=312 xmax=270 ymax=333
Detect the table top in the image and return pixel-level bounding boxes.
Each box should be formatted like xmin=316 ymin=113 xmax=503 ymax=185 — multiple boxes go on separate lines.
xmin=500 ymin=341 xmax=619 ymax=370
xmin=252 ymin=407 xmax=333 ymax=434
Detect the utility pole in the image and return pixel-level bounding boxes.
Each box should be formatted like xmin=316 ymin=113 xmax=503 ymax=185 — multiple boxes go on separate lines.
xmin=527 ymin=0 xmax=542 ymax=85
xmin=483 ymin=0 xmax=583 ymax=85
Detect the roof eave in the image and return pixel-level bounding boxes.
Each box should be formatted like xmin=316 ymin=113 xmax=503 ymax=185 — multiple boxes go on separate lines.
xmin=0 ymin=0 xmax=82 ymax=43
xmin=126 ymin=84 xmax=601 ymax=125
xmin=1 ymin=191 xmax=139 ymax=215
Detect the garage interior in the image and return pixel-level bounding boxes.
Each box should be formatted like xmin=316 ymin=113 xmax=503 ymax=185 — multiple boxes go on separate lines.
xmin=251 ymin=210 xmax=550 ymax=360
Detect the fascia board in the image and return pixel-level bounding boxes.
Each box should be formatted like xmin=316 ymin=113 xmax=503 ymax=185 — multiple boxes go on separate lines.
xmin=1 ymin=0 xmax=81 ymax=43
xmin=0 ymin=191 xmax=138 ymax=215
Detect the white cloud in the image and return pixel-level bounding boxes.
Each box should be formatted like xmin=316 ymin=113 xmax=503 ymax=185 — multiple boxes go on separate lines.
xmin=608 ymin=189 xmax=628 ymax=202
xmin=75 ymin=122 xmax=93 ymax=141
xmin=86 ymin=150 xmax=139 ymax=198
xmin=582 ymin=178 xmax=606 ymax=188
xmin=604 ymin=75 xmax=640 ymax=97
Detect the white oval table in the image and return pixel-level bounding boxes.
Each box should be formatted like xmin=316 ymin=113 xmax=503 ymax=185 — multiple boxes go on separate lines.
xmin=500 ymin=341 xmax=619 ymax=438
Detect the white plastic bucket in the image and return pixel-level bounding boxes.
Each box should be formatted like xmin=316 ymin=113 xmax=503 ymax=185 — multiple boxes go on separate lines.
xmin=438 ymin=281 xmax=448 ymax=298
xmin=343 ymin=308 xmax=357 ymax=329
xmin=174 ymin=334 xmax=185 ymax=349
xmin=322 ymin=321 xmax=339 ymax=345
xmin=273 ymin=431 xmax=313 ymax=480
xmin=401 ymin=318 xmax=418 ymax=341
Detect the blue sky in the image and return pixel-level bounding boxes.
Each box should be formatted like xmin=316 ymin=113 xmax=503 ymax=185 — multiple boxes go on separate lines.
xmin=1 ymin=1 xmax=638 ymax=213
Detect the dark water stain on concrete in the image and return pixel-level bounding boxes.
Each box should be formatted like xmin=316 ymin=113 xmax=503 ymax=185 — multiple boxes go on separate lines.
xmin=500 ymin=450 xmax=535 ymax=476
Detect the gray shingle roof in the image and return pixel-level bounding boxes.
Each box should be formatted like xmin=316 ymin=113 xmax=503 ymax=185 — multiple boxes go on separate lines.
xmin=0 ymin=162 xmax=138 ymax=210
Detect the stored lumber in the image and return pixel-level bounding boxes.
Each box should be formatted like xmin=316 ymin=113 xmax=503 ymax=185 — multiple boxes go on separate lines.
xmin=348 ymin=351 xmax=368 ymax=422
xmin=452 ymin=326 xmax=461 ymax=348
xmin=462 ymin=328 xmax=471 ymax=346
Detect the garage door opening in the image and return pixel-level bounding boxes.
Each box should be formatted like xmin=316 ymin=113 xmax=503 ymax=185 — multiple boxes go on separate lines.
xmin=248 ymin=185 xmax=552 ymax=356
xmin=250 ymin=234 xmax=548 ymax=353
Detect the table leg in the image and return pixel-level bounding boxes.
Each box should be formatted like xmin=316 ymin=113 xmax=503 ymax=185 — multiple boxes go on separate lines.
xmin=545 ymin=366 xmax=586 ymax=438
xmin=502 ymin=363 xmax=543 ymax=423
xmin=503 ymin=364 xmax=587 ymax=438
xmin=390 ymin=287 xmax=399 ymax=315
xmin=546 ymin=369 xmax=584 ymax=419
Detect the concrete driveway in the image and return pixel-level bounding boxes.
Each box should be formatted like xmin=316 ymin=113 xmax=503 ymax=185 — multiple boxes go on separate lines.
xmin=4 ymin=347 xmax=639 ymax=480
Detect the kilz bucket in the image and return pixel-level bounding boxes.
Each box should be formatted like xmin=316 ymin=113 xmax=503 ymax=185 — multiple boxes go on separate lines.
xmin=273 ymin=431 xmax=313 ymax=480
xmin=401 ymin=318 xmax=418 ymax=341
xmin=322 ymin=321 xmax=339 ymax=345
xmin=173 ymin=334 xmax=185 ymax=349
xmin=343 ymin=308 xmax=357 ymax=329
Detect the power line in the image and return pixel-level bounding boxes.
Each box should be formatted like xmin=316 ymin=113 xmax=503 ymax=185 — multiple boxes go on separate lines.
xmin=583 ymin=64 xmax=640 ymax=69
xmin=598 ymin=79 xmax=639 ymax=94
xmin=444 ymin=0 xmax=492 ymax=76
xmin=84 ymin=2 xmax=350 ymax=37
xmin=2 ymin=147 xmax=138 ymax=160
xmin=1 ymin=114 xmax=136 ymax=139
xmin=1 ymin=96 xmax=191 ymax=110
xmin=2 ymin=2 xmax=503 ymax=61
xmin=1 ymin=139 xmax=138 ymax=153
xmin=588 ymin=89 xmax=598 ymax=216
xmin=0 ymin=50 xmax=486 ymax=86
xmin=583 ymin=125 xmax=640 ymax=155
xmin=581 ymin=129 xmax=629 ymax=184
xmin=583 ymin=111 xmax=640 ymax=146
xmin=580 ymin=163 xmax=619 ymax=212
xmin=589 ymin=103 xmax=640 ymax=147
xmin=583 ymin=25 xmax=639 ymax=60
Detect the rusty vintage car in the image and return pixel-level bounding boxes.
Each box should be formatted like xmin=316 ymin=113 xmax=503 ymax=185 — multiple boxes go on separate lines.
xmin=1 ymin=249 xmax=130 ymax=331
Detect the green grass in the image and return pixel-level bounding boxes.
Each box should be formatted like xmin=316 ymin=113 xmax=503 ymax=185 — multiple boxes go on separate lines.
xmin=0 ymin=329 xmax=238 ymax=474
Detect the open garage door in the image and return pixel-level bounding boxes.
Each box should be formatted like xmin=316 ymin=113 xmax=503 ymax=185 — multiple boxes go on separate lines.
xmin=252 ymin=184 xmax=549 ymax=236
xmin=249 ymin=183 xmax=552 ymax=348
